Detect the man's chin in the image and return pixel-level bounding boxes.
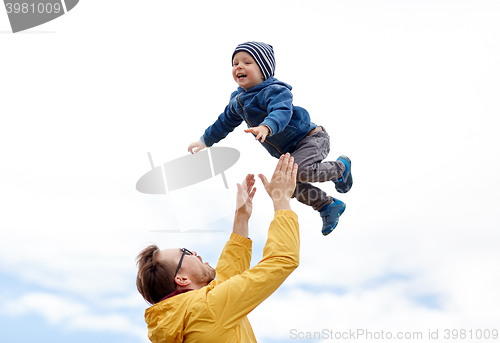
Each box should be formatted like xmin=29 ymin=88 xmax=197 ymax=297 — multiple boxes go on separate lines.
xmin=202 ymin=268 xmax=216 ymax=285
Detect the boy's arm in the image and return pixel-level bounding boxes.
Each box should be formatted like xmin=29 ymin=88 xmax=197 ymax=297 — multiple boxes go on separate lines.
xmin=201 ymin=103 xmax=243 ymax=148
xmin=259 ymin=85 xmax=294 ymax=137
xmin=244 ymin=125 xmax=270 ymax=143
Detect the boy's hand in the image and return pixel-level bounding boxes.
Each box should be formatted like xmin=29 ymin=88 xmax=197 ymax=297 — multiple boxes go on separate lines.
xmin=188 ymin=141 xmax=206 ymax=154
xmin=258 ymin=153 xmax=297 ymax=211
xmin=244 ymin=125 xmax=270 ymax=143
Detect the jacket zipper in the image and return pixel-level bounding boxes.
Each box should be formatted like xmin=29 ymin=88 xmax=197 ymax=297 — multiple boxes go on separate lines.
xmin=237 ymin=93 xmax=284 ymax=156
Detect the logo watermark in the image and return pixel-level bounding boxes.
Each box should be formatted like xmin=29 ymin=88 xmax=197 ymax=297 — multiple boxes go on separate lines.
xmin=3 ymin=0 xmax=79 ymax=33
xmin=136 ymin=148 xmax=240 ymax=233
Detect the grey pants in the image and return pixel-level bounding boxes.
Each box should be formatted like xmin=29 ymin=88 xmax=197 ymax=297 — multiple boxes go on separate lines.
xmin=291 ymin=127 xmax=345 ymax=211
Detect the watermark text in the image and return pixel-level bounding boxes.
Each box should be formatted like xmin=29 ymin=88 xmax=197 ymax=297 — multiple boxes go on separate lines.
xmin=290 ymin=328 xmax=499 ymax=340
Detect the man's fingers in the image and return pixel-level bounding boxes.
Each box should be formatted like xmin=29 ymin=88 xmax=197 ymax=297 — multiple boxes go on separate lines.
xmin=273 ymin=154 xmax=285 ymax=174
xmin=247 ymin=178 xmax=255 ymax=187
xmin=241 ymin=174 xmax=248 ymax=186
xmin=243 ymin=174 xmax=254 ymax=189
xmin=248 ymin=186 xmax=257 ymax=200
xmin=246 ymin=180 xmax=255 ymax=193
xmin=287 ymin=155 xmax=295 ymax=174
xmin=291 ymin=162 xmax=298 ymax=181
xmin=258 ymin=174 xmax=269 ymax=188
xmin=278 ymin=153 xmax=292 ymax=174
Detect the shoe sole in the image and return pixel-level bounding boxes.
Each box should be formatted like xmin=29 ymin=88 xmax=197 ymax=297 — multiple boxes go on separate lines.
xmin=322 ymin=203 xmax=346 ymax=236
xmin=335 ymin=156 xmax=352 ymax=194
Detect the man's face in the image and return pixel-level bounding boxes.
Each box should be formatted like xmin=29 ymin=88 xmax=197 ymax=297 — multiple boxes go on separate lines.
xmin=232 ymin=51 xmax=265 ymax=91
xmin=157 ymin=248 xmax=215 ymax=287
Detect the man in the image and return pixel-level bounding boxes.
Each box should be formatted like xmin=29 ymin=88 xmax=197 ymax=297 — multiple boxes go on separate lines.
xmin=136 ymin=153 xmax=300 ymax=343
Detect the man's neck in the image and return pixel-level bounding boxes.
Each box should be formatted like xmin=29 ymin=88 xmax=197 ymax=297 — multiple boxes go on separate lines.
xmin=160 ymin=289 xmax=193 ymax=302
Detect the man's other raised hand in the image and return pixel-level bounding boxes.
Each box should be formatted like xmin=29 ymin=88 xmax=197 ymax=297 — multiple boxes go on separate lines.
xmin=259 ymin=153 xmax=297 ymax=211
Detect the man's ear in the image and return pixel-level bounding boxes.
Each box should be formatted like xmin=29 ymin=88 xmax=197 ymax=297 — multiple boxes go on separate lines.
xmin=174 ymin=275 xmax=191 ymax=288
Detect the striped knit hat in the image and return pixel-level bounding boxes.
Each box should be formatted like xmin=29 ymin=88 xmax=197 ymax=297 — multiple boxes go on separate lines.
xmin=232 ymin=41 xmax=276 ymax=80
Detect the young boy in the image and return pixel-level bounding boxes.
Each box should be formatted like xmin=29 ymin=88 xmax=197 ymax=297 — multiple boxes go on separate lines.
xmin=188 ymin=41 xmax=352 ymax=235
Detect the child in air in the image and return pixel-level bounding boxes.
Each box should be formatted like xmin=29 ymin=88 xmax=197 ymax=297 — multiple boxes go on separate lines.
xmin=188 ymin=41 xmax=352 ymax=235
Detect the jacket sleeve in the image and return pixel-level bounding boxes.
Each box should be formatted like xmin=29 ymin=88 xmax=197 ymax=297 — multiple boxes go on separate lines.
xmin=207 ymin=210 xmax=300 ymax=329
xmin=214 ymin=233 xmax=252 ymax=283
xmin=201 ymin=102 xmax=243 ymax=147
xmin=259 ymin=85 xmax=294 ymax=136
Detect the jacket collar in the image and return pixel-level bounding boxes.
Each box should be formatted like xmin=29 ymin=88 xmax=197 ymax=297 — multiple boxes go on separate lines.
xmin=159 ymin=289 xmax=193 ymax=302
xmin=237 ymin=77 xmax=292 ymax=93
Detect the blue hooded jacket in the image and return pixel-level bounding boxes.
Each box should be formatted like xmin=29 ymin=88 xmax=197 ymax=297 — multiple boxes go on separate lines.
xmin=201 ymin=77 xmax=316 ymax=159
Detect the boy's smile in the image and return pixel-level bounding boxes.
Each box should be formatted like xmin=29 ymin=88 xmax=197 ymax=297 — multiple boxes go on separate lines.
xmin=232 ymin=51 xmax=265 ymax=91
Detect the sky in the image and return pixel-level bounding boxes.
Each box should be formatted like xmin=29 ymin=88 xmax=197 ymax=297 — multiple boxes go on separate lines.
xmin=1 ymin=1 xmax=499 ymax=342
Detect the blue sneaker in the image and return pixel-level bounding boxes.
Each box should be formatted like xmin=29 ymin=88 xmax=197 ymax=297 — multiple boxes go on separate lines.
xmin=333 ymin=155 xmax=352 ymax=193
xmin=319 ymin=199 xmax=346 ymax=236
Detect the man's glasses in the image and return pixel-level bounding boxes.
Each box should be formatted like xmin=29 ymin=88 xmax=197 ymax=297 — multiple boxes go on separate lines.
xmin=174 ymin=248 xmax=193 ymax=276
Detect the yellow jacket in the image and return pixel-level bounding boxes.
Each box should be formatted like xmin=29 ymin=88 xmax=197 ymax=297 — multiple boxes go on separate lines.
xmin=144 ymin=210 xmax=299 ymax=343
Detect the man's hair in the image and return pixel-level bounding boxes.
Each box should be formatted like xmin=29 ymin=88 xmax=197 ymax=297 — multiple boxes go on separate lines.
xmin=136 ymin=244 xmax=177 ymax=305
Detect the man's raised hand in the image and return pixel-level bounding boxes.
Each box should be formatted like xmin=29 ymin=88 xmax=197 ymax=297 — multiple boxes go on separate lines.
xmin=235 ymin=174 xmax=257 ymax=220
xmin=258 ymin=153 xmax=298 ymax=211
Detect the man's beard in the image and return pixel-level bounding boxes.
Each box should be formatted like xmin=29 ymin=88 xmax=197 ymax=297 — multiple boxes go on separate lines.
xmin=201 ymin=265 xmax=216 ymax=285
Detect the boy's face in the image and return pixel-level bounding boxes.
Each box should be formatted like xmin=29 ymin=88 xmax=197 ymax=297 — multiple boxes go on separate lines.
xmin=232 ymin=51 xmax=265 ymax=91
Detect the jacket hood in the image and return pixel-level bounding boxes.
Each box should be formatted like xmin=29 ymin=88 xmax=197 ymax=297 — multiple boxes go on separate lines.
xmin=145 ymin=290 xmax=192 ymax=343
xmin=237 ymin=77 xmax=292 ymax=93
xmin=144 ymin=283 xmax=216 ymax=343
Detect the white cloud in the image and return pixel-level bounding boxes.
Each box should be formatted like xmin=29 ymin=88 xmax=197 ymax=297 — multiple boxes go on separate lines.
xmin=2 ymin=292 xmax=148 ymax=341
xmin=1 ymin=0 xmax=499 ymax=342
xmin=251 ymin=284 xmax=461 ymax=342
xmin=2 ymin=292 xmax=86 ymax=325
xmin=67 ymin=313 xmax=145 ymax=337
